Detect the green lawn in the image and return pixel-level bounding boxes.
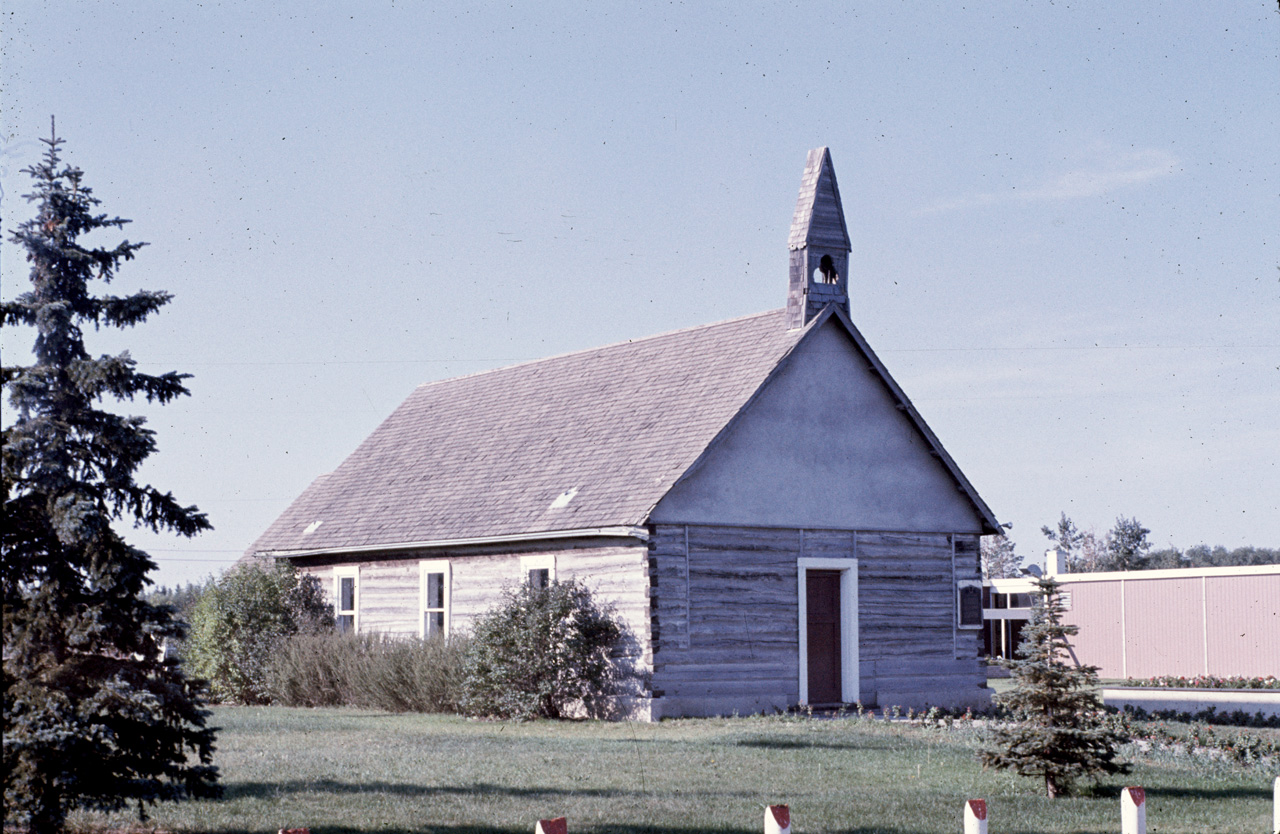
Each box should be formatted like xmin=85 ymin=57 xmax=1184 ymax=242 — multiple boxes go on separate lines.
xmin=73 ymin=707 xmax=1275 ymax=834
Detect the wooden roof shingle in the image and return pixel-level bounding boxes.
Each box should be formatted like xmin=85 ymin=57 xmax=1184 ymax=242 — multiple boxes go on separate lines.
xmin=248 ymin=309 xmax=809 ymax=555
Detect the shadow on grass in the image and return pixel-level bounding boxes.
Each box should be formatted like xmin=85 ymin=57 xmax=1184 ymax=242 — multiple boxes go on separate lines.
xmin=1145 ymin=783 xmax=1272 ymax=801
xmin=223 ymin=780 xmax=634 ymax=801
xmin=731 ymin=737 xmax=878 ymax=751
xmin=203 ymin=826 xmax=935 ymax=834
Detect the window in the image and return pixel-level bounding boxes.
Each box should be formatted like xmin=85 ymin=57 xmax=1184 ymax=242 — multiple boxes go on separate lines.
xmin=520 ymin=554 xmax=555 ymax=590
xmin=1008 ymin=593 xmax=1034 ymax=609
xmin=419 ymin=560 xmax=451 ymax=639
xmin=334 ymin=567 xmax=358 ymax=633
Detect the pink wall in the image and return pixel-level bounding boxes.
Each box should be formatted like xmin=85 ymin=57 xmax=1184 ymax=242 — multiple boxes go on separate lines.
xmin=1057 ymin=570 xmax=1280 ymax=679
xmin=1064 ymin=581 xmax=1124 ymax=677
xmin=1205 ymin=573 xmax=1280 ymax=677
xmin=1123 ymin=578 xmax=1204 ymax=678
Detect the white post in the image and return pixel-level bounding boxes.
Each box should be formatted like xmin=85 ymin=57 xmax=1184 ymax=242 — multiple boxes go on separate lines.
xmin=764 ymin=804 xmax=790 ymax=834
xmin=1273 ymin=775 xmax=1279 ymax=834
xmin=1121 ymin=786 xmax=1146 ymax=834
xmin=535 ymin=818 xmax=566 ymax=834
xmin=963 ymin=799 xmax=987 ymax=834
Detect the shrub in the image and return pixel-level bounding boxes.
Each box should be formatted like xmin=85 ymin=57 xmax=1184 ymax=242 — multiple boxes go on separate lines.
xmin=269 ymin=631 xmax=469 ymax=713
xmin=461 ymin=579 xmax=622 ymax=720
xmin=186 ymin=561 xmax=332 ymax=704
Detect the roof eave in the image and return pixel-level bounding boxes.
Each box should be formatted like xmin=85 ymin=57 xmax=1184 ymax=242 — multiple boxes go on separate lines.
xmin=256 ymin=525 xmax=651 ymax=560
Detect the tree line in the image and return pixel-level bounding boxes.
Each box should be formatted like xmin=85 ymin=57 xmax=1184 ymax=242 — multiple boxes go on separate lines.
xmin=981 ymin=511 xmax=1279 ymax=579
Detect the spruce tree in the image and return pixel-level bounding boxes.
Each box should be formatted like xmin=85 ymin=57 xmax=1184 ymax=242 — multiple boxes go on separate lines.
xmin=979 ymin=576 xmax=1129 ymax=797
xmin=2 ymin=124 xmax=220 ymax=833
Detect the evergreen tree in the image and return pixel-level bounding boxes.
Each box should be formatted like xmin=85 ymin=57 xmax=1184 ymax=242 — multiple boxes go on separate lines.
xmin=2 ymin=125 xmax=220 ymax=833
xmin=979 ymin=576 xmax=1129 ymax=797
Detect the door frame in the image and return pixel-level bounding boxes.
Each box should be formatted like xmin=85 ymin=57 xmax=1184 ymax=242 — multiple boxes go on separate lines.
xmin=797 ymin=557 xmax=859 ymax=705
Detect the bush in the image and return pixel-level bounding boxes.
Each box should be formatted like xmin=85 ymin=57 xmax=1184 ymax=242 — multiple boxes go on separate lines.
xmin=186 ymin=561 xmax=332 ymax=704
xmin=269 ymin=631 xmax=468 ymax=712
xmin=461 ymin=579 xmax=622 ymax=720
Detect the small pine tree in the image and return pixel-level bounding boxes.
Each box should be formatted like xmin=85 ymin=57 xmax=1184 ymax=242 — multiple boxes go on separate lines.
xmin=979 ymin=576 xmax=1130 ymax=797
xmin=2 ymin=124 xmax=220 ymax=833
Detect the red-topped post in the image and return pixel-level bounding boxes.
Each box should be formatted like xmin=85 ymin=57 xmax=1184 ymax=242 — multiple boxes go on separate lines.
xmin=536 ymin=817 xmax=567 ymax=834
xmin=963 ymin=799 xmax=987 ymax=834
xmin=764 ymin=804 xmax=790 ymax=834
xmin=1121 ymin=786 xmax=1146 ymax=834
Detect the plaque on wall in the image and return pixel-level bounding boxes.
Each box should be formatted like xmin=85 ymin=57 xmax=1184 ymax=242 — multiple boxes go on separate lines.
xmin=957 ymin=580 xmax=984 ymax=628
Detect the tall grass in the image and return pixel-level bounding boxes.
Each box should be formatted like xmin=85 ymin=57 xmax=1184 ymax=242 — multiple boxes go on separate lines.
xmin=269 ymin=632 xmax=468 ymax=713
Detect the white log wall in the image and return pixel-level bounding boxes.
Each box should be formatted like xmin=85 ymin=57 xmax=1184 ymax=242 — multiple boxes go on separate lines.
xmin=296 ymin=538 xmax=652 ymax=672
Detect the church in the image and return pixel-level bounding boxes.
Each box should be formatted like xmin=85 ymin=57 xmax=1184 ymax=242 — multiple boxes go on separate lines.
xmin=246 ymin=148 xmax=1001 ymax=718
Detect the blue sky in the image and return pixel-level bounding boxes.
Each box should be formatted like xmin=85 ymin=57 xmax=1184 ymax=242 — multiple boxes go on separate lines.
xmin=3 ymin=2 xmax=1277 ymax=586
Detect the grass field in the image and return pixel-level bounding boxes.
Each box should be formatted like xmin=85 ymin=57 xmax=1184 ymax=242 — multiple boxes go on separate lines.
xmin=72 ymin=707 xmax=1276 ymax=834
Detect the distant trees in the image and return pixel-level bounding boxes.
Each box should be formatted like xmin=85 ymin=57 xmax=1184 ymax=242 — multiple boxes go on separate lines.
xmin=1148 ymin=544 xmax=1280 ymax=569
xmin=1098 ymin=516 xmax=1151 ymax=571
xmin=1040 ymin=512 xmax=1084 ymax=568
xmin=1041 ymin=512 xmax=1277 ymax=572
xmin=147 ymin=579 xmax=211 ymax=621
xmin=980 ymin=534 xmax=1024 ymax=579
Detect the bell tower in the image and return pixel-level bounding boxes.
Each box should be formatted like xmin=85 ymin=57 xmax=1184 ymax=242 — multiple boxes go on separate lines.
xmin=786 ymin=147 xmax=851 ymax=329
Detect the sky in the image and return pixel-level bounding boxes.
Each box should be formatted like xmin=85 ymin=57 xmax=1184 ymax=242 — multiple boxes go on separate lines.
xmin=2 ymin=2 xmax=1277 ymax=588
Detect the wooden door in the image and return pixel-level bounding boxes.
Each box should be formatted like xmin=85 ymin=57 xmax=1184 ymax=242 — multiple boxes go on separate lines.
xmin=806 ymin=570 xmax=842 ymax=704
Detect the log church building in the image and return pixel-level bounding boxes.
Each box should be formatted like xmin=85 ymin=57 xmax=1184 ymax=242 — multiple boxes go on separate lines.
xmin=247 ymin=148 xmax=1001 ymax=718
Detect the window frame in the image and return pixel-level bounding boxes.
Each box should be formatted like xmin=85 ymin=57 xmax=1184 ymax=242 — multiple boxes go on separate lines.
xmin=334 ymin=566 xmax=359 ymax=634
xmin=419 ymin=559 xmax=451 ymax=639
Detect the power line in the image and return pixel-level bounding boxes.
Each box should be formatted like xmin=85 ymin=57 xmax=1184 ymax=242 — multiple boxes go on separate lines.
xmin=120 ymin=342 xmax=1277 ymax=368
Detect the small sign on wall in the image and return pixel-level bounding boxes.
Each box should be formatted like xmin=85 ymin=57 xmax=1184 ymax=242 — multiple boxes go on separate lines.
xmin=957 ymin=580 xmax=983 ymax=629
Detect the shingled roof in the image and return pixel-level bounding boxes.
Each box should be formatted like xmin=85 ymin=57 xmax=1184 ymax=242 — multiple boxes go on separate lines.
xmin=248 ymin=309 xmax=812 ymax=555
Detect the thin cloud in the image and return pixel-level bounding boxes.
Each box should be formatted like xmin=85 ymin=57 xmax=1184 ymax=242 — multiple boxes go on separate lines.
xmin=919 ymin=147 xmax=1180 ymax=215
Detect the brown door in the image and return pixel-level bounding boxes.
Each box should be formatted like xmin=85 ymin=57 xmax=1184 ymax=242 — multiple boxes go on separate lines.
xmin=806 ymin=570 xmax=842 ymax=704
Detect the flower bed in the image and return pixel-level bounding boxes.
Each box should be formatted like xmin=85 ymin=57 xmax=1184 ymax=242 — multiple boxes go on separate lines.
xmin=1118 ymin=675 xmax=1279 ymax=690
xmin=1120 ymin=715 xmax=1280 ymax=765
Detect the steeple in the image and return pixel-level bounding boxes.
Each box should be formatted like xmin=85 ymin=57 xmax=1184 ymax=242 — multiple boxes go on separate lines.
xmin=786 ymin=147 xmax=852 ymax=329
